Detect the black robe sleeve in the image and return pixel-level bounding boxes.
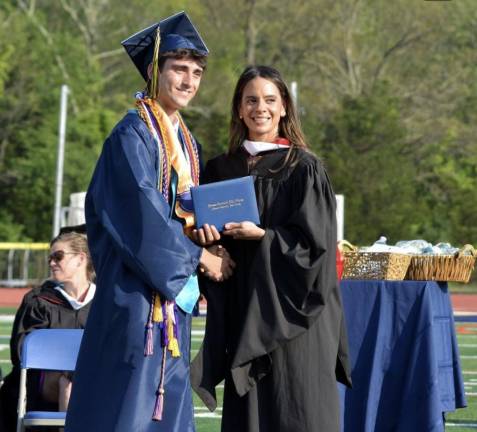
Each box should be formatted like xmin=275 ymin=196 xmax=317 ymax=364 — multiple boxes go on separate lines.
xmin=10 ymin=289 xmax=51 ymax=368
xmin=230 ymin=158 xmax=339 ymax=391
xmin=237 ymin=160 xmax=336 ymax=351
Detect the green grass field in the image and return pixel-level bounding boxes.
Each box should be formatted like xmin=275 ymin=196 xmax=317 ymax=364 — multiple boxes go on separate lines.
xmin=449 ymin=282 xmax=477 ymax=294
xmin=191 ymin=318 xmax=222 ymax=432
xmin=1 ymin=310 xmax=476 ymax=431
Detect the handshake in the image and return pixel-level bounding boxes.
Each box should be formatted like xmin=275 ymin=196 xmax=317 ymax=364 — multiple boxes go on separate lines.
xmin=191 ymin=221 xmax=265 ymax=282
xmin=198 ymin=244 xmax=235 ymax=282
xmin=192 ymin=223 xmax=234 ymax=283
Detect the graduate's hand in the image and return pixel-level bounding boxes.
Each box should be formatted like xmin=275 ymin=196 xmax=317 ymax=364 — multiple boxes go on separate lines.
xmin=222 ymin=221 xmax=265 ymax=240
xmin=199 ymin=247 xmax=236 ymax=282
xmin=206 ymin=244 xmax=231 ymax=259
xmin=190 ymin=224 xmax=221 ymax=246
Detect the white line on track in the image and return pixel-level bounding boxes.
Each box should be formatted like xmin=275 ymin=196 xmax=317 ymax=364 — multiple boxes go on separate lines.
xmin=191 ymin=330 xmax=205 ymax=336
xmin=195 ymin=407 xmax=222 ymax=411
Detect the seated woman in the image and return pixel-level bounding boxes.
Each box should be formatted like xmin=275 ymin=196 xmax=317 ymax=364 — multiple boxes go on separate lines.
xmin=0 ymin=229 xmax=95 ymax=431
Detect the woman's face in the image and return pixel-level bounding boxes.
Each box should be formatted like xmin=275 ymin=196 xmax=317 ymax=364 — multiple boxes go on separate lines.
xmin=239 ymin=76 xmax=286 ymax=143
xmin=48 ymin=241 xmax=83 ymax=283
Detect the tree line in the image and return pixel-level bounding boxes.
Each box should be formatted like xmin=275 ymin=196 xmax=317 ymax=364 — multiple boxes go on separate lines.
xmin=0 ymin=0 xmax=476 ymax=248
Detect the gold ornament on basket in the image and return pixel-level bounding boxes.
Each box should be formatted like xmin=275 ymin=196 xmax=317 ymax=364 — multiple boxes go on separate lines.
xmin=340 ymin=239 xmax=412 ymax=281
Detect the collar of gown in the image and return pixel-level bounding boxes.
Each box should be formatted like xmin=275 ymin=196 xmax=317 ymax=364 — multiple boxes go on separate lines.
xmin=54 ymin=283 xmax=96 ymax=310
xmin=242 ymin=138 xmax=290 ymax=156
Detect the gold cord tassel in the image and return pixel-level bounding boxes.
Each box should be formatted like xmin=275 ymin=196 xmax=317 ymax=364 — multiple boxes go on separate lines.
xmin=165 ymin=302 xmax=181 ymax=358
xmin=150 ymin=27 xmax=161 ymax=99
xmin=153 ymin=293 xmax=163 ymax=322
xmin=167 ymin=319 xmax=181 ymax=358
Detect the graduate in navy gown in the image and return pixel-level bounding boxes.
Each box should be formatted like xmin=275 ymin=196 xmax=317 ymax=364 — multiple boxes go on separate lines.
xmin=65 ymin=12 xmax=234 ymax=432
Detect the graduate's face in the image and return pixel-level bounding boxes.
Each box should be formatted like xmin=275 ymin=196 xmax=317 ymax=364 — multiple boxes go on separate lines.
xmin=154 ymin=57 xmax=204 ymax=116
xmin=239 ymin=77 xmax=286 ymax=143
xmin=48 ymin=241 xmax=85 ymax=283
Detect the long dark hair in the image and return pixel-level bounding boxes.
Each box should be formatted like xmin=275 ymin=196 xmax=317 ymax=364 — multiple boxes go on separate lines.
xmin=229 ymin=65 xmax=308 ymax=163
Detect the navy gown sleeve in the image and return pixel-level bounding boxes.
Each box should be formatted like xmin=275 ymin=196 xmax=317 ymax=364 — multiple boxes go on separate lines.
xmin=86 ymin=114 xmax=202 ymax=300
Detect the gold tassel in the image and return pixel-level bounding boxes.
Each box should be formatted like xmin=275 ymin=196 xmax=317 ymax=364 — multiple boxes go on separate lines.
xmin=166 ymin=316 xmax=181 ymax=357
xmin=150 ymin=26 xmax=161 ymax=99
xmin=152 ymin=293 xmax=163 ymax=323
xmin=169 ymin=338 xmax=180 ymax=358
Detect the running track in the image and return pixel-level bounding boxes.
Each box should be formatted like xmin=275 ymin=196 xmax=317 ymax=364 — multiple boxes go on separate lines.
xmin=1 ymin=287 xmax=477 ymax=312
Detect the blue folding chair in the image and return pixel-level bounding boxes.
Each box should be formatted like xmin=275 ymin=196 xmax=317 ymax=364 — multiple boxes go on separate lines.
xmin=16 ymin=329 xmax=83 ymax=432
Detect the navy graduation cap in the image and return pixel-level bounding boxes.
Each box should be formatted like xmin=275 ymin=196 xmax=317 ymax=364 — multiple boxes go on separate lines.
xmin=121 ymin=11 xmax=209 ymax=81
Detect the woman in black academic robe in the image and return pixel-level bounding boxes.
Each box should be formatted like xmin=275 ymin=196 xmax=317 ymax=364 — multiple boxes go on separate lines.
xmin=0 ymin=230 xmax=95 ymax=432
xmin=191 ymin=65 xmax=352 ymax=432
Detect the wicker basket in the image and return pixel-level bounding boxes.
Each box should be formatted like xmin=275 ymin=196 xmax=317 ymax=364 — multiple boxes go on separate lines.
xmin=405 ymin=254 xmax=476 ymax=283
xmin=342 ymin=252 xmax=412 ymax=280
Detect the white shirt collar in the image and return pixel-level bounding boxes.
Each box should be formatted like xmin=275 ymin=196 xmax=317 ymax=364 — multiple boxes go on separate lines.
xmin=242 ymin=139 xmax=289 ymax=156
xmin=173 ymin=118 xmax=179 ymax=133
xmin=54 ymin=283 xmax=96 ymax=310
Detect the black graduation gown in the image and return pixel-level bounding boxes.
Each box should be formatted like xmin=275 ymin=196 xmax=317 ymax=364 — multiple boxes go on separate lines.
xmin=191 ymin=147 xmax=352 ymax=432
xmin=0 ymin=281 xmax=91 ymax=432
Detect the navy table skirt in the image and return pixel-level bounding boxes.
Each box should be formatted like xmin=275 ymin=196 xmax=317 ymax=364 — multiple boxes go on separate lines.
xmin=339 ymin=280 xmax=467 ymax=432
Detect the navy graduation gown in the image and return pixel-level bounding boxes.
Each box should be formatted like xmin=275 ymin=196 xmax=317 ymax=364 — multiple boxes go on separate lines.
xmin=65 ymin=111 xmax=201 ymax=432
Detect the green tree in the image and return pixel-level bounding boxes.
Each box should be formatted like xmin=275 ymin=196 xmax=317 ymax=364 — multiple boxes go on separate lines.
xmin=321 ymin=82 xmax=428 ymax=244
xmin=1 ymin=0 xmax=476 ymax=248
xmin=0 ymin=4 xmax=116 ymax=240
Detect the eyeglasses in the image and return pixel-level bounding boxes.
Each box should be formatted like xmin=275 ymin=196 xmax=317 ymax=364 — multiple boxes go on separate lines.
xmin=48 ymin=250 xmax=78 ymax=263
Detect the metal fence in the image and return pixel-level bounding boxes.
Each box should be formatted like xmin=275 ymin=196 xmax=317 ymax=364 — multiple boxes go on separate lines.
xmin=0 ymin=243 xmax=49 ymax=287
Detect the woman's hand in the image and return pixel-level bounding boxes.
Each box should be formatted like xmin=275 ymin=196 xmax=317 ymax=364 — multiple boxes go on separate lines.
xmin=222 ymin=221 xmax=265 ymax=240
xmin=190 ymin=224 xmax=221 ymax=246
xmin=199 ymin=246 xmax=236 ymax=282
